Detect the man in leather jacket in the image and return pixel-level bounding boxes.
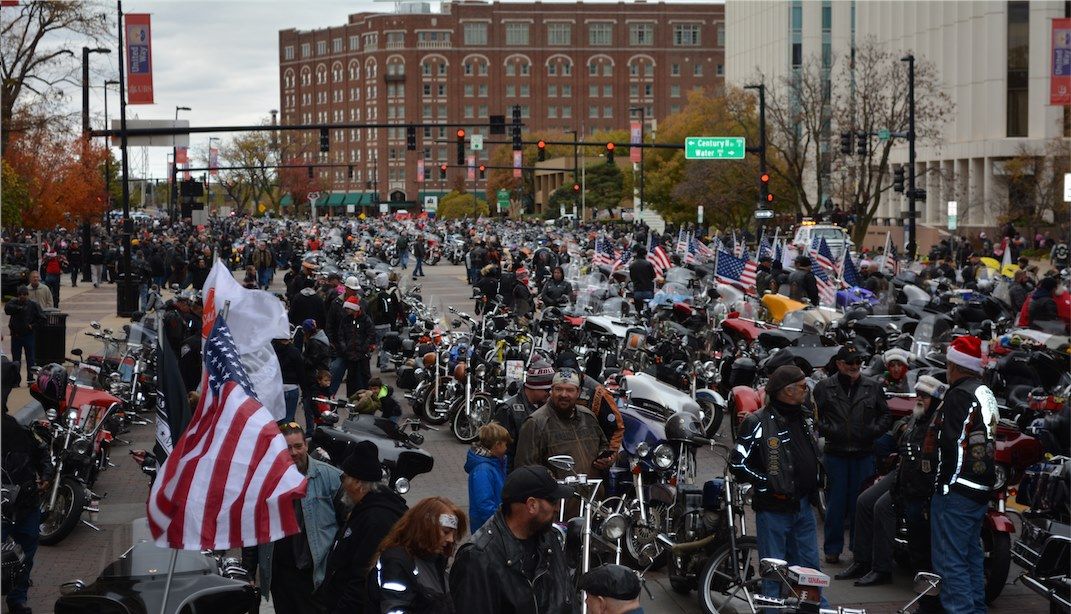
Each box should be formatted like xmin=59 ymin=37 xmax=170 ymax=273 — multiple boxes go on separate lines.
xmin=2 ymin=405 xmax=49 ymax=614
xmin=930 ymin=336 xmax=997 ymax=614
xmin=787 ymin=255 xmax=819 ymax=305
xmin=450 ymin=465 xmax=574 ymax=614
xmin=813 ymin=343 xmax=891 ymax=563
xmin=491 ymin=361 xmax=554 ymax=472
xmin=730 ymin=365 xmax=827 ymax=606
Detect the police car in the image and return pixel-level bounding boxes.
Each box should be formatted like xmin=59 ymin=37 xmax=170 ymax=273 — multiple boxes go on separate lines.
xmin=792 ymin=221 xmax=854 ymax=260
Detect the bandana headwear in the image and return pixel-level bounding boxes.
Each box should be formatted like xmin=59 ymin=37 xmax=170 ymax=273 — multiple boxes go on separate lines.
xmin=552 ymin=368 xmax=581 ymax=388
xmin=438 ymin=514 xmax=458 ymax=530
xmin=525 ymin=360 xmax=555 ymax=390
xmin=947 ymin=336 xmax=983 ymax=373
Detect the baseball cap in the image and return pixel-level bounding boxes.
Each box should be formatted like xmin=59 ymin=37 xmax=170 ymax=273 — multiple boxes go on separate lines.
xmin=835 ymin=343 xmax=868 ymax=362
xmin=579 ymin=564 xmax=642 ymax=600
xmin=500 ymin=465 xmax=573 ymax=504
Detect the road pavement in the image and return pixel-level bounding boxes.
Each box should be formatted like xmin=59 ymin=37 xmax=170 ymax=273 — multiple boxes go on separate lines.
xmin=6 ymin=265 xmax=1047 ymax=614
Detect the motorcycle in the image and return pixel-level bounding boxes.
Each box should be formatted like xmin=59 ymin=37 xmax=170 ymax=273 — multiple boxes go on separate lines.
xmin=54 ymin=541 xmax=258 ymax=614
xmin=1013 ymin=455 xmax=1071 ymax=614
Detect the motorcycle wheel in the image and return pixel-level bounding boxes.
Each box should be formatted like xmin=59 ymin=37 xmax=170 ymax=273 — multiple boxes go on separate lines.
xmin=697 ymin=536 xmax=761 ymax=614
xmin=414 ymin=377 xmax=453 ymax=425
xmin=389 ymin=257 xmax=400 ymax=268
xmin=984 ymin=529 xmax=1011 ymax=604
xmin=698 ymin=397 xmax=724 ymax=438
xmin=39 ymin=476 xmax=87 ymax=546
xmin=428 ymin=255 xmax=441 ymax=266
xmin=451 ymin=393 xmax=494 ymax=444
xmin=624 ymin=500 xmax=669 ymax=571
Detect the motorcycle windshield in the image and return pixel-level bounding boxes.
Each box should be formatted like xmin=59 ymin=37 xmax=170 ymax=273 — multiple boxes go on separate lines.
xmin=597 ymin=297 xmax=632 ymax=320
xmin=782 ymin=309 xmax=826 ymax=334
xmin=912 ymin=314 xmax=951 ymax=358
xmin=664 ymin=267 xmax=695 ymax=286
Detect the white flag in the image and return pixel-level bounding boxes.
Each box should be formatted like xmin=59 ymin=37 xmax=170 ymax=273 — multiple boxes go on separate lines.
xmin=200 ymin=259 xmax=290 ymax=420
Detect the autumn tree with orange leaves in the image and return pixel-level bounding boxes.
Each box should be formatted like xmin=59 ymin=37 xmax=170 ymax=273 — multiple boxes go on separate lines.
xmin=3 ymin=123 xmax=110 ymax=230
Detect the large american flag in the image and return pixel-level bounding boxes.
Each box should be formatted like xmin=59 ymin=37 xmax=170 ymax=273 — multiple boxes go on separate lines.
xmin=646 ymin=234 xmax=672 ymax=276
xmin=684 ymin=237 xmax=703 ymax=265
xmin=842 ymin=252 xmax=863 ymax=288
xmin=693 ymin=231 xmax=714 ymax=261
xmin=810 ymin=237 xmax=836 ymax=276
xmin=757 ymin=237 xmax=773 ymax=261
xmin=147 ymin=316 xmax=307 ymax=550
xmin=812 ymin=260 xmax=837 ymax=306
xmin=610 ymin=248 xmax=633 ymax=275
xmin=715 ymin=249 xmax=758 ymax=291
xmin=592 ymin=236 xmax=616 ymax=268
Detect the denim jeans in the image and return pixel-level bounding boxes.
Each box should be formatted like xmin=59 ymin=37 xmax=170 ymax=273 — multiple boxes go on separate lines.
xmin=823 ymin=453 xmax=875 ymax=556
xmin=2 ymin=505 xmax=40 ymax=607
xmin=399 ymin=250 xmax=410 ymax=269
xmin=10 ymin=333 xmax=35 ymax=380
xmin=413 ymin=257 xmax=424 ymax=277
xmin=300 ymin=390 xmax=319 ymax=436
xmin=374 ymin=324 xmax=391 ymax=370
xmin=851 ymin=472 xmax=896 ymax=572
xmin=283 ymin=387 xmax=300 ymax=423
xmin=632 ymin=290 xmax=654 ymax=313
xmin=70 ymin=268 xmax=79 ymax=287
xmin=755 ymin=498 xmax=829 ymax=608
xmin=258 ymin=267 xmax=272 ymax=290
xmin=44 ymin=274 xmax=61 ymax=308
xmin=329 ymin=356 xmax=348 ymax=396
xmin=931 ymin=491 xmax=987 ymax=614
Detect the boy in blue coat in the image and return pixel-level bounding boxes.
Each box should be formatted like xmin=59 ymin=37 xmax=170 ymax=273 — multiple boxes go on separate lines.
xmin=464 ymin=422 xmax=511 ymax=533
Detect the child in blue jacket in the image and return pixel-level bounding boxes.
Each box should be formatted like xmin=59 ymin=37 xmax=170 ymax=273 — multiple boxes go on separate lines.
xmin=464 ymin=422 xmax=511 ymax=533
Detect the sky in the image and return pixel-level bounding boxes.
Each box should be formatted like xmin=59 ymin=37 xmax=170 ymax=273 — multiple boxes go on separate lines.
xmin=74 ymin=0 xmax=718 ymax=182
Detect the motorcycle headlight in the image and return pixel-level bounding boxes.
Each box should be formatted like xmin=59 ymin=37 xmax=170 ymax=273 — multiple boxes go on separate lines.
xmin=601 ymin=513 xmax=627 ymax=541
xmin=636 ymin=442 xmax=651 ymax=458
xmin=71 ymin=437 xmax=92 ymax=457
xmin=45 ymin=408 xmax=57 ymax=421
xmin=475 ymin=364 xmax=487 ymax=379
xmin=67 ymin=409 xmax=79 ymax=424
xmin=652 ymin=443 xmax=675 ymax=469
xmin=993 ymin=464 xmax=1008 ymax=491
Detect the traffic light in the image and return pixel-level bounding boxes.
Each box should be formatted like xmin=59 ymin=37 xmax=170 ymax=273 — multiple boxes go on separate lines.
xmin=406 ymin=125 xmax=417 ymax=151
xmin=347 ymin=165 xmax=354 ymax=179
xmin=892 ymin=166 xmax=906 ymax=193
xmin=839 ymin=132 xmax=853 ymax=156
xmin=307 ymin=166 xmax=314 ymax=179
xmin=319 ymin=128 xmax=329 ymax=153
xmin=605 ymin=142 xmax=615 ymax=164
xmin=456 ymin=128 xmax=466 ymax=165
xmin=856 ymin=132 xmax=868 ymax=156
xmin=760 ymin=172 xmax=773 ymax=203
xmin=572 ymin=183 xmax=581 ymax=193
xmin=489 ymin=114 xmax=506 ymax=135
xmin=537 ymin=140 xmax=547 ymax=162
xmin=478 ymin=164 xmax=486 ymax=179
xmin=439 ymin=163 xmax=448 ymax=179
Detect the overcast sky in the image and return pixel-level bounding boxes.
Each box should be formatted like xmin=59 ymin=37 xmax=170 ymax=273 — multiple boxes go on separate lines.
xmin=81 ymin=0 xmax=716 ymax=181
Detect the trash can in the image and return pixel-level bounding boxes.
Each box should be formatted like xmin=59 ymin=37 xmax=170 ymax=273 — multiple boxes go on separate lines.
xmin=34 ymin=309 xmax=66 ymax=366
xmin=116 ymin=274 xmax=140 ymax=317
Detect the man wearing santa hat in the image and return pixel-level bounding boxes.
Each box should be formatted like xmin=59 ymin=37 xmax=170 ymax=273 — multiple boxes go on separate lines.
xmin=930 ymin=335 xmax=998 ymax=614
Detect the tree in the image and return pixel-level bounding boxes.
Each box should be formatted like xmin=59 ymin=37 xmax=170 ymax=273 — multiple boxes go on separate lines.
xmin=583 ymin=161 xmax=624 ymax=217
xmin=1000 ymin=138 xmax=1071 ymax=230
xmin=1 ymin=159 xmax=30 ymax=229
xmin=437 ymin=190 xmax=488 ymax=219
xmin=1 ymin=1 xmax=111 ymax=149
xmin=546 ymin=184 xmax=577 ymax=219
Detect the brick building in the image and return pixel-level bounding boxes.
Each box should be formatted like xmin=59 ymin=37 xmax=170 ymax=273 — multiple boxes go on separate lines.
xmin=278 ymin=0 xmax=724 ymax=211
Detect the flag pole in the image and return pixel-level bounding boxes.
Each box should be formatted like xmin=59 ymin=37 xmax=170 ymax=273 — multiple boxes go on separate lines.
xmin=158 ymin=548 xmax=179 ymax=614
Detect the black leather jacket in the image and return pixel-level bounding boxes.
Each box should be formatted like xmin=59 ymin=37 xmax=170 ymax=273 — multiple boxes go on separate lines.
xmin=813 ymin=375 xmax=892 ymax=456
xmin=730 ymin=402 xmax=824 ymax=513
xmin=449 ymin=511 xmax=573 ymax=614
xmin=368 ymin=546 xmax=453 ymax=614
xmin=933 ymin=378 xmax=997 ymax=504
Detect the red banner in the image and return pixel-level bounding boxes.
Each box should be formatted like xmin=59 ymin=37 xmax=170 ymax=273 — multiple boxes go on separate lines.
xmin=209 ymin=147 xmax=219 ymax=177
xmin=124 ymin=14 xmax=154 ymax=104
xmin=467 ymin=154 xmax=476 ymax=181
xmin=175 ymin=147 xmax=188 ymax=165
xmin=416 ymin=159 xmax=425 ymax=183
xmin=630 ymin=121 xmax=642 ymax=163
xmin=1052 ymin=18 xmax=1071 ymax=106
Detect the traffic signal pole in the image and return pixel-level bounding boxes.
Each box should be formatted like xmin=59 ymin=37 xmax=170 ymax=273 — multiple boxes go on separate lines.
xmin=902 ymin=54 xmax=918 ymax=261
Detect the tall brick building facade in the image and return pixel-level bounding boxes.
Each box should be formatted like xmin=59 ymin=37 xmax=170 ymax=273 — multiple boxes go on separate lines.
xmin=279 ymin=0 xmax=723 ymax=209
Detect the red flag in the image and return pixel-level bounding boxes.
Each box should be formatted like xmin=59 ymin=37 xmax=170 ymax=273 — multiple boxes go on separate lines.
xmin=146 ymin=316 xmax=306 ymax=550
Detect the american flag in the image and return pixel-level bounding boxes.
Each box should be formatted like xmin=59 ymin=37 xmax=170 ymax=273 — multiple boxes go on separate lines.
xmin=593 ymin=236 xmax=616 ymax=268
xmin=693 ymin=230 xmax=714 ymax=261
xmin=646 ymin=234 xmax=672 ymax=276
xmin=611 ymin=248 xmax=633 ymax=275
xmin=684 ymin=237 xmax=703 ymax=265
xmin=715 ymin=249 xmax=758 ymax=290
xmin=842 ymin=252 xmax=863 ymax=288
xmin=676 ymin=228 xmax=689 ymax=256
xmin=757 ymin=237 xmax=773 ymax=261
xmin=810 ymin=237 xmax=836 ymax=276
xmin=147 ymin=316 xmax=307 ymax=550
xmin=732 ymin=233 xmax=745 ymax=258
xmin=883 ymin=250 xmax=899 ymax=276
xmin=812 ymin=260 xmax=837 ymax=307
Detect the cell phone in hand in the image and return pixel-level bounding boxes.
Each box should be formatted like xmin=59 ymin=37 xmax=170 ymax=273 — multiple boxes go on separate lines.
xmin=596 ymin=449 xmax=614 ymax=460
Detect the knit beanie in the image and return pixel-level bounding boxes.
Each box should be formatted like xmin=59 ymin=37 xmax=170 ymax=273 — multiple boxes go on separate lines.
xmin=766 ymin=365 xmax=806 ymax=398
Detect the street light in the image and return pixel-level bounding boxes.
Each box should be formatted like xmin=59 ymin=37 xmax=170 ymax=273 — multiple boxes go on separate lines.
xmin=207 ymin=137 xmax=220 ymax=215
xmin=81 ymin=46 xmax=111 ymax=281
xmin=103 ymin=79 xmax=120 ymax=232
xmin=629 ymin=107 xmax=645 ymax=213
xmin=171 ymin=106 xmax=192 ymax=221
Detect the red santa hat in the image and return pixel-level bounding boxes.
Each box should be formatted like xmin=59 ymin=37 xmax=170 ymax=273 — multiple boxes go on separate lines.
xmin=343 ymin=296 xmax=361 ymax=312
xmin=947 ymin=335 xmax=983 ymax=373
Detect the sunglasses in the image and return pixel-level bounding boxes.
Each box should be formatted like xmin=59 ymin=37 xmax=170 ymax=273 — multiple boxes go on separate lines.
xmin=841 ymin=358 xmax=864 ymax=366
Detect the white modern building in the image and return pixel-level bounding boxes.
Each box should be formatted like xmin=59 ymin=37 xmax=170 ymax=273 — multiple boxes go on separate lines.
xmin=726 ymin=0 xmax=1069 ymax=249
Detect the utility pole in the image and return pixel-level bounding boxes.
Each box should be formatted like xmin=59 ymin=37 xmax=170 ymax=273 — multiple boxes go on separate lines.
xmin=745 ymin=83 xmax=769 ymax=234
xmin=171 ymin=105 xmax=191 ymax=221
xmin=103 ymin=80 xmax=119 ymax=234
xmin=629 ymin=107 xmax=646 ymax=213
xmin=901 ymin=54 xmax=918 ymax=261
xmin=116 ymin=2 xmax=135 ymax=316
xmin=82 ymin=46 xmax=110 ymax=283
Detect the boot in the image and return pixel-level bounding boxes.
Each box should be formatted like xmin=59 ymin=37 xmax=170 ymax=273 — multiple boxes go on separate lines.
xmin=834 ymin=561 xmax=870 ymax=580
xmin=854 ymin=570 xmax=892 ymax=587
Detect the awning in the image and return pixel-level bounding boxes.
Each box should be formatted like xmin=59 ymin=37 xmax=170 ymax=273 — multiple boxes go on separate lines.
xmin=325 ymin=193 xmax=345 ymax=206
xmin=280 ymin=194 xmax=293 ymax=207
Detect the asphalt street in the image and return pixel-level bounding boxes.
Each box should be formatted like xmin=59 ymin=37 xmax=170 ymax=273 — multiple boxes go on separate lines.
xmin=7 ymin=263 xmax=1047 ymax=614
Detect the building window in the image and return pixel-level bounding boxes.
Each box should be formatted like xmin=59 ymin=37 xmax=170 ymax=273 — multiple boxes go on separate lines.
xmin=548 ymin=23 xmax=571 ymax=46
xmin=630 ymin=63 xmax=639 ymax=77
xmin=693 ymin=64 xmax=703 ymax=77
xmin=670 ymin=84 xmax=680 ymax=98
xmin=548 ymin=63 xmax=557 ymax=76
xmin=645 ymin=63 xmax=654 ymax=77
xmin=300 ymin=43 xmax=310 ymax=58
xmin=589 ymin=84 xmax=599 ymax=97
xmin=438 ymin=63 xmax=446 ymax=76
xmin=548 ymin=84 xmax=557 ymax=97
xmin=520 ymin=84 xmax=530 ymax=97
xmin=507 ymin=84 xmax=516 ymax=97
xmin=479 ymin=62 xmax=488 ymax=76
xmin=478 ymin=104 xmax=488 ymax=117
xmin=464 ymin=84 xmax=474 ymax=97
xmin=603 ymin=63 xmax=612 ymax=77
xmin=562 ymin=84 xmax=572 ymax=97
xmin=1007 ymin=0 xmax=1029 ymax=137
xmin=349 ymin=35 xmax=360 ymax=51
xmin=316 ymin=40 xmax=327 ymax=55
xmin=478 ymin=84 xmax=487 ymax=96
xmin=464 ymin=23 xmax=488 ymax=45
xmin=791 ymin=1 xmax=803 ymax=68
xmin=629 ymin=23 xmax=653 ymax=46
xmin=332 ymin=38 xmax=342 ymax=53
xmin=562 ymin=105 xmax=572 ymax=119
xmin=386 ymin=32 xmax=404 ymax=48
xmin=716 ymin=23 xmax=725 ymax=47
xmin=520 ymin=62 xmax=530 ymax=76
xmin=589 ymin=105 xmax=599 ymax=118
xmin=716 ymin=63 xmax=724 ymax=76
xmin=463 ymin=62 xmax=472 ymax=76
xmin=562 ymin=61 xmax=572 ymax=76
xmin=506 ymin=64 xmax=516 ymax=77
xmin=644 ymin=83 xmax=653 ymax=97
xmin=520 ymin=105 xmax=530 ymax=118
xmin=603 ymin=84 xmax=612 ymax=97
xmin=603 ymin=106 xmax=613 ymax=118
xmin=671 ymin=63 xmax=680 ymax=76
xmin=548 ymin=106 xmax=558 ymax=119
xmin=589 ymin=61 xmax=599 ymax=76
xmin=464 ymin=105 xmax=474 ymax=118
xmin=588 ymin=23 xmax=612 ymax=46
xmin=284 ymin=45 xmax=294 ymax=60
xmin=630 ymin=84 xmax=639 ymax=97
xmin=673 ymin=24 xmax=700 ymax=46
xmin=505 ymin=23 xmax=529 ymax=46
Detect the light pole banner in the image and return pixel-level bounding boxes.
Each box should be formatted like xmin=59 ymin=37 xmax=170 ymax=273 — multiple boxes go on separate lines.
xmin=467 ymin=154 xmax=476 ymax=181
xmin=209 ymin=147 xmax=219 ymax=177
xmin=1052 ymin=18 xmax=1071 ymax=105
xmin=124 ymin=14 xmax=154 ymax=105
xmin=175 ymin=147 xmax=188 ymax=165
xmin=630 ymin=121 xmax=642 ymax=163
xmin=416 ymin=159 xmax=425 ymax=183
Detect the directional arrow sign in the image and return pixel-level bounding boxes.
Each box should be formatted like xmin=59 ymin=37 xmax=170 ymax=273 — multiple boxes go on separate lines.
xmin=754 ymin=209 xmax=775 ymax=219
xmin=685 ymin=137 xmax=746 ymax=160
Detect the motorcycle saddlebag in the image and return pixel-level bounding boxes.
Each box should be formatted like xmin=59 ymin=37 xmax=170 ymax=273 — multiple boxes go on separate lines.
xmin=1 ymin=538 xmax=25 ymax=594
xmin=396 ymin=366 xmax=418 ymax=390
xmin=382 ymin=332 xmax=403 ymax=354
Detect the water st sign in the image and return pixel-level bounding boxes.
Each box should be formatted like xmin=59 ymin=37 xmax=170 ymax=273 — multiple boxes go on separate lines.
xmin=496 ymin=189 xmax=510 ymax=212
xmin=684 ymin=137 xmax=746 ymax=160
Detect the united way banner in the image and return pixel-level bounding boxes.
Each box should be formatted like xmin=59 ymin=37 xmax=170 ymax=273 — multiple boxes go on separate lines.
xmin=1053 ymin=18 xmax=1071 ymax=106
xmin=125 ymin=14 xmax=154 ymax=104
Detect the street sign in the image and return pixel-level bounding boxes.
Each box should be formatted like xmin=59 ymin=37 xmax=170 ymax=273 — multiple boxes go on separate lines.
xmin=111 ymin=119 xmax=189 ymax=148
xmin=378 ymin=203 xmax=389 ymax=214
xmin=878 ymin=129 xmax=891 ymax=141
xmin=496 ymin=189 xmax=510 ymax=212
xmin=513 ymin=151 xmax=522 ymax=178
xmin=947 ymin=200 xmax=958 ymax=230
xmin=684 ymin=137 xmax=746 ymax=160
xmin=630 ymin=121 xmax=642 ymax=163
xmin=697 ymin=206 xmax=704 ymax=224
xmin=424 ymin=196 xmax=438 ymax=212
xmin=948 ymin=215 xmax=957 ymax=230
xmin=470 ymin=134 xmax=483 ymax=151
xmin=754 ymin=209 xmax=774 ymax=219
xmin=1064 ymin=173 xmax=1071 ymax=202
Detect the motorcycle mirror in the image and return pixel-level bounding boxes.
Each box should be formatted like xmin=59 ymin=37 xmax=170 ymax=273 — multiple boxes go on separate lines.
xmin=322 ymin=411 xmax=340 ymax=425
xmin=547 ymin=455 xmax=575 ymax=473
xmin=70 ymin=348 xmax=83 ymax=357
xmin=59 ymin=580 xmax=87 ymax=596
xmin=452 ymin=319 xmax=463 ymax=328
xmin=759 ymin=558 xmax=788 ymax=578
xmin=90 ymin=321 xmax=101 ymax=330
xmin=394 ymin=477 xmax=411 ymax=494
xmin=912 ymin=572 xmax=942 ymax=596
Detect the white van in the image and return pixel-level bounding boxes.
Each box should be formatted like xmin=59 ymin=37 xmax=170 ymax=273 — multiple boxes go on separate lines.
xmin=792 ymin=222 xmax=854 ymax=259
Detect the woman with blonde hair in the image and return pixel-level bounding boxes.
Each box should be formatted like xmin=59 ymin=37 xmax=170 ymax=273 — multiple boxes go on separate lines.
xmin=367 ymin=496 xmax=467 ymax=614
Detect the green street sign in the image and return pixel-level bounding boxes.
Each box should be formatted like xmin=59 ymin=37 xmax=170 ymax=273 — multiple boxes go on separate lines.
xmin=496 ymin=189 xmax=510 ymax=211
xmin=878 ymin=129 xmax=891 ymax=141
xmin=685 ymin=137 xmax=746 ymax=160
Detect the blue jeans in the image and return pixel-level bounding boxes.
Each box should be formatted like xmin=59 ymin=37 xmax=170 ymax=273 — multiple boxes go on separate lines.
xmin=413 ymin=257 xmax=424 ymax=277
xmin=823 ymin=453 xmax=875 ymax=556
xmin=329 ymin=356 xmax=348 ymax=396
xmin=2 ymin=505 xmax=40 ymax=607
xmin=44 ymin=274 xmax=61 ymax=308
xmin=374 ymin=324 xmax=391 ymax=370
xmin=10 ymin=332 xmax=35 ymax=379
xmin=755 ymin=498 xmax=829 ymax=608
xmin=399 ymin=250 xmax=410 ymax=269
xmin=931 ymin=491 xmax=987 ymax=614
xmin=258 ymin=267 xmax=272 ymax=290
xmin=283 ymin=387 xmax=300 ymax=423
xmin=301 ymin=390 xmax=319 ymax=436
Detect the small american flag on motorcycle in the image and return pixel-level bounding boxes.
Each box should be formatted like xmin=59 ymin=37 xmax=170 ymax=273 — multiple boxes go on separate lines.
xmin=646 ymin=234 xmax=672 ymax=276
xmin=593 ymin=236 xmax=616 ymax=268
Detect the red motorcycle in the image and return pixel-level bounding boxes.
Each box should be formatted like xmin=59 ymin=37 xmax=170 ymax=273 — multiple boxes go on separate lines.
xmin=29 ymin=362 xmax=124 ymax=545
